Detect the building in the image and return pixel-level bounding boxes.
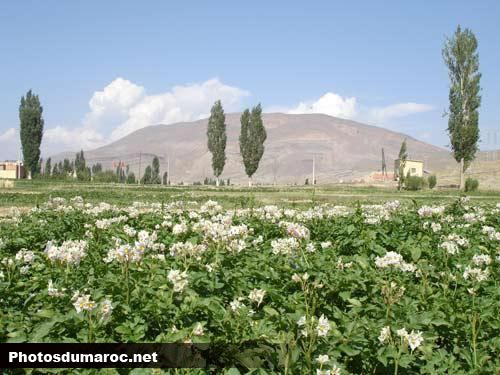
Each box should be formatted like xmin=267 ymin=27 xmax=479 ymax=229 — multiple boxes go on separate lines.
xmin=394 ymin=159 xmax=423 ymax=179
xmin=0 ymin=161 xmax=26 ymax=179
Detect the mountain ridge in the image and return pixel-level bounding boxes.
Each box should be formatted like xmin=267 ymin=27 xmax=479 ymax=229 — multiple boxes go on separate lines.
xmin=51 ymin=112 xmax=456 ymax=184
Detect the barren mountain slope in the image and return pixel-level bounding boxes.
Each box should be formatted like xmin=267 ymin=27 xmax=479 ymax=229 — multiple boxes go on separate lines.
xmin=53 ymin=113 xmax=457 ymax=184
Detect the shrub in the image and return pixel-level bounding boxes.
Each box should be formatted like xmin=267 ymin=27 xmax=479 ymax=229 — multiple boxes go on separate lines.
xmin=126 ymin=173 xmax=136 ymax=184
xmin=428 ymin=175 xmax=437 ymax=189
xmin=465 ymin=177 xmax=479 ymax=192
xmin=405 ymin=176 xmax=425 ymax=190
xmin=94 ymin=170 xmax=118 ymax=183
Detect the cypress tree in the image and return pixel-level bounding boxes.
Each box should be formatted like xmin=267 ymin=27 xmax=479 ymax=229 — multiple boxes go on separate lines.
xmin=239 ymin=104 xmax=267 ymax=186
xmin=151 ymin=156 xmax=161 ymax=184
xmin=207 ymin=100 xmax=227 ymax=186
xmin=37 ymin=158 xmax=43 ymax=177
xmin=142 ymin=165 xmax=152 ymax=184
xmin=397 ymin=139 xmax=408 ymax=191
xmin=45 ymin=158 xmax=52 ymax=178
xmin=443 ymin=26 xmax=482 ymax=190
xmin=127 ymin=172 xmax=136 ymax=184
xmin=62 ymin=159 xmax=70 ymax=175
xmin=19 ymin=90 xmax=44 ymax=178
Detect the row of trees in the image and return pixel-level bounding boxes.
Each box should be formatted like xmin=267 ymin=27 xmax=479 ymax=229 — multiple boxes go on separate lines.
xmin=33 ymin=149 xmax=174 ymax=185
xmin=38 ymin=151 xmax=139 ymax=184
xmin=207 ymin=101 xmax=267 ymax=186
xmin=17 ymin=25 xmax=481 ymax=189
xmin=140 ymin=156 xmax=168 ymax=184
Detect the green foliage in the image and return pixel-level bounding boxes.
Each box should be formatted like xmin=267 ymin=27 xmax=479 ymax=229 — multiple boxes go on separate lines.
xmin=465 ymin=177 xmax=479 ymax=192
xmin=115 ymin=162 xmax=126 ymax=183
xmin=91 ymin=163 xmax=103 ymax=175
xmin=141 ymin=165 xmax=152 ymax=184
xmin=443 ymin=26 xmax=481 ymax=170
xmin=151 ymin=156 xmax=161 ymax=184
xmin=93 ymin=170 xmax=119 ymax=183
xmin=62 ymin=159 xmax=72 ymax=175
xmin=36 ymin=158 xmax=43 ymax=177
xmin=0 ymin=196 xmax=498 ymax=373
xmin=397 ymin=139 xmax=408 ymax=191
xmin=239 ymin=104 xmax=267 ymax=182
xmin=405 ymin=176 xmax=425 ymax=191
xmin=74 ymin=150 xmax=91 ymax=181
xmin=127 ymin=172 xmax=136 ymax=184
xmin=19 ymin=90 xmax=44 ymax=177
xmin=44 ymin=158 xmax=52 ymax=178
xmin=207 ymin=101 xmax=227 ymax=179
xmin=428 ymin=175 xmax=437 ymax=189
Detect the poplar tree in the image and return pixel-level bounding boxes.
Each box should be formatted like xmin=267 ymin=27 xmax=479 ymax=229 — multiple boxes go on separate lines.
xmin=142 ymin=165 xmax=152 ymax=184
xmin=207 ymin=100 xmax=227 ymax=186
xmin=443 ymin=26 xmax=481 ymax=190
xmin=239 ymin=104 xmax=266 ymax=186
xmin=45 ymin=158 xmax=52 ymax=178
xmin=397 ymin=139 xmax=408 ymax=191
xmin=19 ymin=90 xmax=44 ymax=178
xmin=151 ymin=156 xmax=161 ymax=184
xmin=381 ymin=148 xmax=387 ymax=177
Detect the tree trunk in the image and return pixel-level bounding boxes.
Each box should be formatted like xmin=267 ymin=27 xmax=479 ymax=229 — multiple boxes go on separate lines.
xmin=459 ymin=158 xmax=465 ymax=190
xmin=216 ymin=177 xmax=219 ymax=187
xmin=248 ymin=177 xmax=252 ymax=187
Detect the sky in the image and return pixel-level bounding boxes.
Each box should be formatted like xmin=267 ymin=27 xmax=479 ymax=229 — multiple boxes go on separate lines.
xmin=0 ymin=0 xmax=499 ymax=160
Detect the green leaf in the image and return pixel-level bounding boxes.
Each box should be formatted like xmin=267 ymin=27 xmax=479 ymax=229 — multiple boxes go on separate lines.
xmin=339 ymin=344 xmax=360 ymax=356
xmin=411 ymin=247 xmax=421 ymax=262
xmin=31 ymin=319 xmax=59 ymax=342
xmin=263 ymin=306 xmax=279 ymax=316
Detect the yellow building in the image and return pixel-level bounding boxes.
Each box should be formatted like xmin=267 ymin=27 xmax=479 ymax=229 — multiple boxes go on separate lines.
xmin=394 ymin=159 xmax=423 ymax=179
xmin=0 ymin=161 xmax=25 ymax=179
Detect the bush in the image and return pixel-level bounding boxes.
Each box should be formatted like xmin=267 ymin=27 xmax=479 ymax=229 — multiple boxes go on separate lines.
xmin=428 ymin=175 xmax=437 ymax=189
xmin=94 ymin=170 xmax=118 ymax=183
xmin=465 ymin=178 xmax=479 ymax=192
xmin=126 ymin=173 xmax=136 ymax=184
xmin=405 ymin=176 xmax=425 ymax=191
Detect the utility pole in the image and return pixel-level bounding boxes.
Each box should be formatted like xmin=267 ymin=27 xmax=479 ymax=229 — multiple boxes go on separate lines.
xmin=302 ymin=153 xmax=321 ymax=186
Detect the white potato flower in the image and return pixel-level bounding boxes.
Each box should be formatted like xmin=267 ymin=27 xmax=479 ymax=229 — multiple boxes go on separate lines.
xmin=378 ymin=326 xmax=391 ymax=344
xmin=316 ymin=314 xmax=330 ymax=337
xmin=316 ymin=354 xmax=329 ymax=365
xmin=167 ymin=269 xmax=189 ymax=292
xmin=248 ymin=288 xmax=266 ymax=306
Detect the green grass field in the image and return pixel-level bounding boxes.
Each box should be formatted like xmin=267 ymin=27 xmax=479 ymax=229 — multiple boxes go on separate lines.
xmin=1 ymin=180 xmax=499 ymax=212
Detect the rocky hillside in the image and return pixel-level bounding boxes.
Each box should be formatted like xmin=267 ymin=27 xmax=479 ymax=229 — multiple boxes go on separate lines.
xmin=53 ymin=113 xmax=457 ymax=184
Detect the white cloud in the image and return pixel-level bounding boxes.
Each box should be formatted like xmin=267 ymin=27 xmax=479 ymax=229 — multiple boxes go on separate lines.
xmin=41 ymin=79 xmax=433 ymax=156
xmin=0 ymin=128 xmax=16 ymax=142
xmin=44 ymin=126 xmax=106 ymax=151
xmin=273 ymin=93 xmax=432 ymax=126
xmin=367 ymin=103 xmax=433 ymax=123
xmin=0 ymin=128 xmax=20 ymax=160
xmin=111 ymin=78 xmax=249 ymax=140
xmin=43 ymin=77 xmax=249 ymax=153
xmin=84 ymin=78 xmax=145 ymax=128
xmin=286 ymin=92 xmax=357 ymax=119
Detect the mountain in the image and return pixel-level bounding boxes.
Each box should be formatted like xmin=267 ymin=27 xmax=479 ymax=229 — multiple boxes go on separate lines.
xmin=53 ymin=113 xmax=456 ymax=184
